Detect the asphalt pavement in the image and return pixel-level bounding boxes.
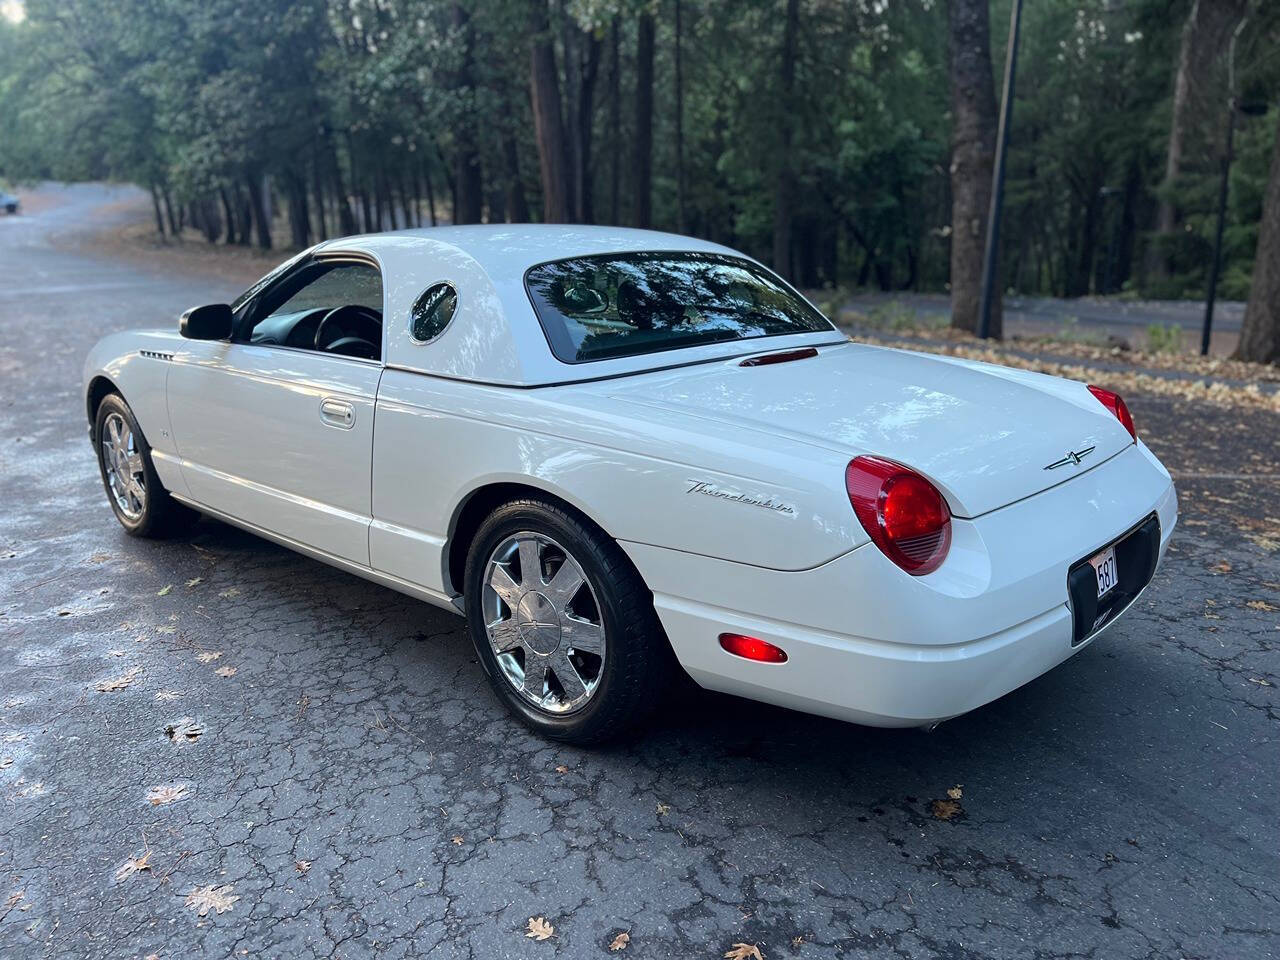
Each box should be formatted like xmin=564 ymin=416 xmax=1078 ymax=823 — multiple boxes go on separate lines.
xmin=1 ymin=185 xmax=1277 ymax=959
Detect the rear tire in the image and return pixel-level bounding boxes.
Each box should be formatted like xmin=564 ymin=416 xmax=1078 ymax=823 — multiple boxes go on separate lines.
xmin=94 ymin=393 xmax=197 ymax=538
xmin=463 ymin=497 xmax=674 ymax=744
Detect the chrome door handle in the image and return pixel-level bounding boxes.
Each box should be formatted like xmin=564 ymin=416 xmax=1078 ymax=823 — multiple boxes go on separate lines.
xmin=319 ymin=397 xmax=355 ymax=429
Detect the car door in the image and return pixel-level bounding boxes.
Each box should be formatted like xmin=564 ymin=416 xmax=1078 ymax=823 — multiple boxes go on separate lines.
xmin=167 ymin=253 xmax=384 ymax=565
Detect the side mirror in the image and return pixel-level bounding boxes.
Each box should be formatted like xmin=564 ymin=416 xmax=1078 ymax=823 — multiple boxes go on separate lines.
xmin=179 ymin=303 xmax=233 ymax=340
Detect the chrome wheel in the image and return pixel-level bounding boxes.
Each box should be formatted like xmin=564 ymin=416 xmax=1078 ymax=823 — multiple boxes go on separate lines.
xmin=482 ymin=532 xmax=606 ymax=714
xmin=100 ymin=412 xmax=145 ymax=521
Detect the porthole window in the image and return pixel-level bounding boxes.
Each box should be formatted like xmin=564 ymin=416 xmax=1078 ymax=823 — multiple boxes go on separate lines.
xmin=409 ymin=282 xmax=458 ymax=343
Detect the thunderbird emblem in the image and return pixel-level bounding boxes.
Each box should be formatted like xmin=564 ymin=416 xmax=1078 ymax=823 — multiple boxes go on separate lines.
xmin=1044 ymin=445 xmax=1096 ymax=470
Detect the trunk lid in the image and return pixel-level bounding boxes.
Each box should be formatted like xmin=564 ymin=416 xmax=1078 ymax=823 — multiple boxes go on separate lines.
xmin=601 ymin=341 xmax=1134 ymax=518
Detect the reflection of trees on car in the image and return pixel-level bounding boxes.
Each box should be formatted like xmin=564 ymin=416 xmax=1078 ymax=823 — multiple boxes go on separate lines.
xmin=527 ymin=252 xmax=831 ymax=363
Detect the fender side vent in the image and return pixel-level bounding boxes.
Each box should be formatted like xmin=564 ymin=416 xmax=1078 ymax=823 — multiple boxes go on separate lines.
xmin=139 ymin=349 xmax=175 ymax=362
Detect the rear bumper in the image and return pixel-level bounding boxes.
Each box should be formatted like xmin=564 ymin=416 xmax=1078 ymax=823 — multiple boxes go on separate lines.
xmin=623 ymin=442 xmax=1177 ymax=727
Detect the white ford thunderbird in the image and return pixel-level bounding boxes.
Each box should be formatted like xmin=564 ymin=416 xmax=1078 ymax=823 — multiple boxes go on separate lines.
xmin=84 ymin=226 xmax=1177 ymax=742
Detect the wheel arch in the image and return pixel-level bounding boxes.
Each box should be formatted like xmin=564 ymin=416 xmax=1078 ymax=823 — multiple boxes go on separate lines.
xmin=86 ymin=374 xmax=120 ymax=429
xmin=444 ymin=479 xmax=620 ymax=600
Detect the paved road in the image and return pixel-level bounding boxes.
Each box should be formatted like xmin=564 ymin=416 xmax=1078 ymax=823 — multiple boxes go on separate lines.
xmin=1 ymin=185 xmax=1278 ymax=959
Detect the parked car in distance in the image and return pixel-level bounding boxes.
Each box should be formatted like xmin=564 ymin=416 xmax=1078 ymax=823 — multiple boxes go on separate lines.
xmin=83 ymin=226 xmax=1177 ymax=743
xmin=1 ymin=192 xmax=18 ymax=214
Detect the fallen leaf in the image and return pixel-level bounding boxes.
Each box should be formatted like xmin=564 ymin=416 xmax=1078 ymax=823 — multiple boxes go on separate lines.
xmin=115 ymin=850 xmax=153 ymax=882
xmin=295 ymin=860 xmax=311 ymax=874
xmin=214 ymin=666 xmax=237 ymax=678
xmin=184 ymin=884 xmax=238 ymax=917
xmin=526 ymin=916 xmax=555 ymax=941
xmin=451 ymin=836 xmax=464 ymax=845
xmin=147 ymin=784 xmax=189 ymax=806
xmin=555 ymin=765 xmax=569 ymax=774
xmin=218 ymin=587 xmax=240 ymax=599
xmin=609 ymin=931 xmax=631 ymax=951
xmin=107 ymin=649 xmax=126 ymax=658
xmin=96 ymin=667 xmax=141 ymax=692
xmin=946 ymin=784 xmax=963 ymax=801
xmin=656 ymin=802 xmax=671 ymax=816
xmin=931 ymin=798 xmax=963 ymax=821
xmin=1247 ymin=600 xmax=1277 ymax=612
xmin=1214 ymin=561 xmax=1232 ymax=573
xmin=157 ymin=585 xmax=172 ymax=597
xmin=1248 ymin=677 xmax=1273 ymax=686
xmin=88 ymin=553 xmax=110 ymax=563
xmin=185 ymin=577 xmax=203 ymax=587
xmin=724 ymin=943 xmax=765 ymax=960
xmin=154 ymin=690 xmax=182 ymax=702
xmin=196 ymin=652 xmax=222 ymax=664
xmin=155 ymin=625 xmax=177 ymax=635
xmin=165 ymin=719 xmax=204 ymax=746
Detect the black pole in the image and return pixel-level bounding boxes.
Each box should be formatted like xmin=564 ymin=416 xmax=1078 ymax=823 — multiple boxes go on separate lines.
xmin=1201 ymin=102 xmax=1236 ymax=356
xmin=977 ymin=0 xmax=1024 ymax=340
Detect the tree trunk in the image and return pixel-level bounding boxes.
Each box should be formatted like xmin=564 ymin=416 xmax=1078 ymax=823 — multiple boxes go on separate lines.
xmin=150 ymin=184 xmax=166 ymax=237
xmin=218 ymin=187 xmax=235 ymax=245
xmin=503 ymin=132 xmax=530 ymax=223
xmin=312 ymin=159 xmax=329 ymax=240
xmin=947 ymin=0 xmax=1000 ymax=336
xmin=160 ymin=184 xmax=179 ymax=239
xmin=1234 ymin=108 xmax=1280 ymax=364
xmin=675 ymin=0 xmax=687 ymax=234
xmin=568 ymin=26 xmax=601 ymax=224
xmin=632 ymin=13 xmax=655 ymax=228
xmin=452 ymin=4 xmax=484 ymax=224
xmin=1148 ymin=0 xmax=1247 ymax=282
xmin=423 ymin=157 xmax=438 ymax=226
xmin=529 ymin=0 xmax=570 ymax=223
xmin=771 ymin=0 xmax=799 ymax=278
xmin=608 ymin=17 xmax=621 ymax=225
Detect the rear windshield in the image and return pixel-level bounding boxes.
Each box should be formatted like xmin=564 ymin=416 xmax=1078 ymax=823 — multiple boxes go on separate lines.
xmin=525 ymin=252 xmax=834 ymax=364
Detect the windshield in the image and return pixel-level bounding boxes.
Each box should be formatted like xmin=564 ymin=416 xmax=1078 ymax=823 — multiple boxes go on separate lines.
xmin=525 ymin=252 xmax=834 ymax=364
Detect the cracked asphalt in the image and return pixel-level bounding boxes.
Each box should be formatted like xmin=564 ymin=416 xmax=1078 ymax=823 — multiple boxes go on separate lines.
xmin=1 ymin=185 xmax=1278 ymax=959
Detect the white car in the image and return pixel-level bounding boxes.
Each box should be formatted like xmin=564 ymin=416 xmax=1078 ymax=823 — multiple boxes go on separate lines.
xmin=83 ymin=226 xmax=1177 ymax=743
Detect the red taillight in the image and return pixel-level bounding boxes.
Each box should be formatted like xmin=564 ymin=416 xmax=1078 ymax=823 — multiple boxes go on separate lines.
xmin=718 ymin=633 xmax=788 ymax=663
xmin=845 ymin=456 xmax=952 ymax=575
xmin=1087 ymin=384 xmax=1136 ymax=440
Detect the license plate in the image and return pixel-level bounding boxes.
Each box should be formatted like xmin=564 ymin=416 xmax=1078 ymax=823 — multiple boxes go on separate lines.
xmin=1090 ymin=546 xmax=1119 ymax=599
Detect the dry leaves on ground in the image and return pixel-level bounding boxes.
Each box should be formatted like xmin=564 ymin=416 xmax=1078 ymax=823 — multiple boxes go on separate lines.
xmin=96 ymin=666 xmax=141 ymax=692
xmin=450 ymin=835 xmax=464 ymax=845
xmin=114 ymin=850 xmax=153 ymax=882
xmin=724 ymin=943 xmax=765 ymax=960
xmin=1247 ymin=600 xmax=1277 ymax=612
xmin=157 ymin=585 xmax=172 ymax=597
xmin=218 ymin=587 xmax=240 ymax=599
xmin=184 ymin=884 xmax=238 ymax=917
xmin=555 ymin=765 xmax=569 ymax=774
xmin=165 ymin=719 xmax=204 ymax=745
xmin=931 ymin=798 xmax=963 ymax=821
xmin=154 ymin=690 xmax=182 ymax=702
xmin=295 ymin=860 xmax=311 ymax=874
xmin=526 ymin=916 xmax=555 ymax=941
xmin=609 ymin=931 xmax=631 ymax=951
xmin=214 ymin=666 xmax=236 ymax=678
xmin=656 ymin=802 xmax=671 ymax=816
xmin=185 ymin=577 xmax=202 ymax=587
xmin=147 ymin=784 xmax=189 ymax=806
xmin=946 ymin=785 xmax=963 ymax=800
xmin=195 ymin=651 xmax=222 ymax=663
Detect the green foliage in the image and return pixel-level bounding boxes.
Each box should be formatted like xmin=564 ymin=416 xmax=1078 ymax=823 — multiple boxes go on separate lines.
xmin=1146 ymin=322 xmax=1186 ymax=353
xmin=0 ymin=0 xmax=1274 ymax=305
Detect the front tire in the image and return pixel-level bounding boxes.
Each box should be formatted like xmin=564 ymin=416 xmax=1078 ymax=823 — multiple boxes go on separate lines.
xmin=463 ymin=498 xmax=673 ymax=744
xmin=94 ymin=393 xmax=197 ymax=538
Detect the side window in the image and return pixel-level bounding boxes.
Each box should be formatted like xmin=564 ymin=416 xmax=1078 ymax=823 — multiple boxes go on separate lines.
xmin=242 ymin=260 xmax=384 ymax=361
xmin=410 ymin=282 xmax=458 ymax=343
